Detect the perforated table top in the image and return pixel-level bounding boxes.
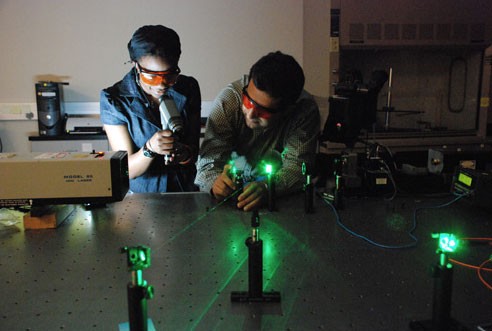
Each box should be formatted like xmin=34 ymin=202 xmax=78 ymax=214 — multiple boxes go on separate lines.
xmin=1 ymin=192 xmax=490 ymax=330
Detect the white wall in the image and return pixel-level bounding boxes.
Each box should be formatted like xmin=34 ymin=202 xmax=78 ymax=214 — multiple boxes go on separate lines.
xmin=303 ymin=0 xmax=332 ymax=129
xmin=303 ymin=0 xmax=331 ymax=97
xmin=0 ymin=0 xmax=332 ymax=152
xmin=0 ymin=0 xmax=305 ymax=102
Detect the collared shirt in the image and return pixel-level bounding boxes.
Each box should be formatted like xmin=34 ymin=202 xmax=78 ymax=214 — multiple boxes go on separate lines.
xmin=194 ymin=76 xmax=320 ymax=196
xmin=100 ymin=69 xmax=201 ymax=193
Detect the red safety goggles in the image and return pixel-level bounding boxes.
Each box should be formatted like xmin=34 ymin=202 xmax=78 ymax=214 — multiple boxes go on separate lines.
xmin=136 ymin=63 xmax=180 ymax=87
xmin=242 ymin=86 xmax=280 ymax=120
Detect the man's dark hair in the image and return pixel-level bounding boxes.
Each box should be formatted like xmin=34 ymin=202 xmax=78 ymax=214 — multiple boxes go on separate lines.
xmin=127 ymin=25 xmax=181 ymax=65
xmin=248 ymin=51 xmax=305 ymax=106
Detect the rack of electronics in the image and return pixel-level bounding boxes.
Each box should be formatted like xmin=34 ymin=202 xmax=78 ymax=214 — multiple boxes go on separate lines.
xmin=319 ymin=0 xmax=492 ymax=204
xmin=317 ymin=73 xmax=492 ymax=208
xmin=317 ymin=138 xmax=492 ymax=199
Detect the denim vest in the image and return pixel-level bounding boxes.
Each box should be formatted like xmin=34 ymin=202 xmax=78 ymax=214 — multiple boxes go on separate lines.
xmin=100 ymin=69 xmax=199 ymax=193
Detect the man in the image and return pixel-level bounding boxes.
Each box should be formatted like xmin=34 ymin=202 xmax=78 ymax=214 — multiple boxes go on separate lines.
xmin=195 ymin=51 xmax=320 ymax=211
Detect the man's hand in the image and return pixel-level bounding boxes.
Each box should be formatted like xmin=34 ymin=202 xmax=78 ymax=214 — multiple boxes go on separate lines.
xmin=211 ymin=164 xmax=236 ymax=200
xmin=237 ymin=181 xmax=268 ymax=212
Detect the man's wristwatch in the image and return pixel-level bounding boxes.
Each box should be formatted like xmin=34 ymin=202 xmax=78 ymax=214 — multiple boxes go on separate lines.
xmin=142 ymin=141 xmax=156 ymax=158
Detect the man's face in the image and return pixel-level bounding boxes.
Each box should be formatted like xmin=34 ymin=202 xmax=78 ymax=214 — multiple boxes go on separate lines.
xmin=242 ymin=80 xmax=282 ymax=129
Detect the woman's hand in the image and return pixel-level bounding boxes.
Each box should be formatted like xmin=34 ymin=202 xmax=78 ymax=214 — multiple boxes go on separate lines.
xmin=147 ymin=129 xmax=175 ymax=156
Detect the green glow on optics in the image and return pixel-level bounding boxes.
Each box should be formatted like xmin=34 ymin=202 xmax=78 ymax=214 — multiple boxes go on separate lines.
xmin=265 ymin=164 xmax=273 ymax=175
xmin=432 ymin=233 xmax=459 ymax=253
xmin=139 ymin=250 xmax=147 ymax=262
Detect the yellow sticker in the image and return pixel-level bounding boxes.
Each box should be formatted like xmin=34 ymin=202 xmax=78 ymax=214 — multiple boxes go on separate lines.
xmin=72 ymin=154 xmax=90 ymax=158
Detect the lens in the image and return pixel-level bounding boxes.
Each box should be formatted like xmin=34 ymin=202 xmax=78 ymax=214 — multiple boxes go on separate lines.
xmin=137 ymin=63 xmax=180 ymax=87
xmin=242 ymin=91 xmax=273 ymax=120
xmin=242 ymin=93 xmax=254 ymax=109
xmin=139 ymin=72 xmax=178 ymax=86
xmin=140 ymin=72 xmax=161 ymax=86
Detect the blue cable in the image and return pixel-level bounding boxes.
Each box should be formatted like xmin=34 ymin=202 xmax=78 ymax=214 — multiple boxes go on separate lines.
xmin=320 ymin=192 xmax=469 ymax=249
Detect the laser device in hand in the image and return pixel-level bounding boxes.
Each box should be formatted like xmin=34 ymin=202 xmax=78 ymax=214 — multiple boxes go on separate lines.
xmin=159 ymin=95 xmax=183 ymax=164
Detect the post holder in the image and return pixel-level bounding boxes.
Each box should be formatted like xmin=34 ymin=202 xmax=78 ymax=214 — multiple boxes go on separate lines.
xmin=231 ymin=211 xmax=281 ymax=303
xmin=303 ymin=162 xmax=314 ymax=213
xmin=119 ymin=246 xmax=155 ymax=331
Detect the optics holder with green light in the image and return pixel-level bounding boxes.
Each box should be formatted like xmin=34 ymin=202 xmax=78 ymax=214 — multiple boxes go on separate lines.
xmin=120 ymin=245 xmax=155 ymax=331
xmin=122 ymin=245 xmax=151 ymax=271
xmin=432 ymin=232 xmax=459 ymax=254
xmin=408 ymin=233 xmax=467 ymax=331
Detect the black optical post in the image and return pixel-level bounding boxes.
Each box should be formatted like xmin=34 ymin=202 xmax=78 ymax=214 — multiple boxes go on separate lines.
xmin=267 ymin=170 xmax=276 ymax=212
xmin=231 ymin=210 xmax=281 ymax=303
xmin=121 ymin=246 xmax=155 ymax=331
xmin=324 ymin=156 xmax=344 ymax=210
xmin=333 ymin=157 xmax=344 ymax=210
xmin=303 ymin=162 xmax=314 ymax=213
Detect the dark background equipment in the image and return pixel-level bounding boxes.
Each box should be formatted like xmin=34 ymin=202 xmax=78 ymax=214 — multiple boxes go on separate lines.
xmin=320 ymin=69 xmax=388 ymax=148
xmin=451 ymin=167 xmax=492 ymax=212
xmin=319 ymin=70 xmax=393 ymax=200
xmin=35 ymin=81 xmax=68 ymax=136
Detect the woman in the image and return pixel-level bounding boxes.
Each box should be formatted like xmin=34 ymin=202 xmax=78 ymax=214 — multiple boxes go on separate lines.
xmin=100 ymin=25 xmax=201 ymax=193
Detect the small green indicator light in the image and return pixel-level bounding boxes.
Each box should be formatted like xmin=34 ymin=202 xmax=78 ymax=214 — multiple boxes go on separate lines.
xmin=265 ymin=164 xmax=273 ymax=175
xmin=458 ymin=172 xmax=472 ymax=187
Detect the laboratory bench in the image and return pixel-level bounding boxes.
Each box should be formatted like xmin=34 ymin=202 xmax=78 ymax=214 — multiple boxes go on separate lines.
xmin=0 ymin=191 xmax=491 ymax=330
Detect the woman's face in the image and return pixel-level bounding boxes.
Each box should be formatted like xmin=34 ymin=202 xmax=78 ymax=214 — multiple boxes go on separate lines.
xmin=135 ymin=55 xmax=179 ymax=100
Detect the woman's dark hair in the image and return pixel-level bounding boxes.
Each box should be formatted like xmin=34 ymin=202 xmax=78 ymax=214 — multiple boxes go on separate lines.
xmin=127 ymin=25 xmax=181 ymax=65
xmin=248 ymin=51 xmax=305 ymax=106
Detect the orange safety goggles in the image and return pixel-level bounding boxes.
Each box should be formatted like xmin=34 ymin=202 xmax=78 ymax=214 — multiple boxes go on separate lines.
xmin=136 ymin=63 xmax=181 ymax=87
xmin=242 ymin=86 xmax=281 ymax=120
